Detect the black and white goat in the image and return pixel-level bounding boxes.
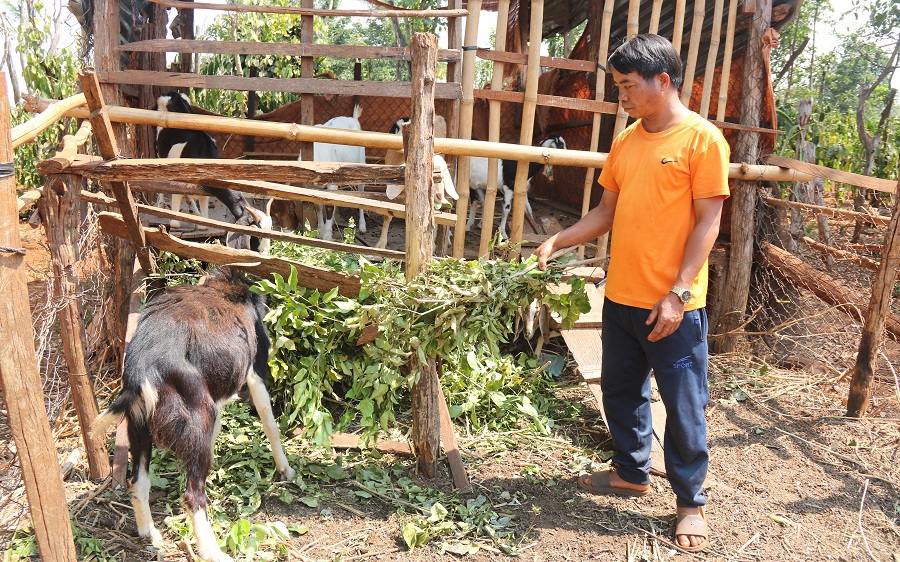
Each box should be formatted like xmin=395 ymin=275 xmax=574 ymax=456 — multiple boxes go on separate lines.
xmin=155 ymin=92 xmax=272 ymax=252
xmin=298 ymin=103 xmax=367 ymax=241
xmin=465 ymin=135 xmax=567 ymax=238
xmin=91 ymin=269 xmax=294 ymax=562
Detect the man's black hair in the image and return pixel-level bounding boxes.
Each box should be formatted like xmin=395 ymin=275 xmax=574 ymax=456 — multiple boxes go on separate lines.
xmin=608 ymin=34 xmax=684 ymax=88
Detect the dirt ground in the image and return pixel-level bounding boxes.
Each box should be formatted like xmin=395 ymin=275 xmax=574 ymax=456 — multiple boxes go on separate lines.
xmin=2 ymin=201 xmax=899 ymax=562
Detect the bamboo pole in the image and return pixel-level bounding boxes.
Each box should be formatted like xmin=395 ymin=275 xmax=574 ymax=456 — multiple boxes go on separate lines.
xmin=847 ymin=172 xmax=900 ymax=417
xmin=673 ymin=0 xmax=687 ymax=56
xmin=40 ymin=173 xmax=110 ymax=479
xmin=478 ymin=0 xmax=511 ymax=256
xmin=441 ymin=0 xmax=463 ymax=257
xmin=0 ymin=73 xmax=79 ymax=562
xmin=700 ymin=0 xmax=725 ymax=118
xmin=761 ymin=197 xmax=891 ymax=226
xmin=681 ymin=0 xmax=707 ymax=105
xmin=405 ymin=33 xmax=441 ymax=479
xmin=717 ymin=0 xmax=739 ymax=121
xmin=452 ymin=0 xmax=482 ymax=257
xmin=649 ymin=0 xmax=664 ymax=34
xmin=508 ymin=0 xmax=545 ymax=257
xmin=614 ymin=0 xmax=642 ymax=137
xmin=582 ymin=0 xmax=615 ymax=261
xmin=11 ymin=93 xmax=86 ymax=149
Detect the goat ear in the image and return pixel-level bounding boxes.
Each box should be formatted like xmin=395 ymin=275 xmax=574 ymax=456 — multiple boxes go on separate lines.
xmin=386 ymin=184 xmax=404 ymax=200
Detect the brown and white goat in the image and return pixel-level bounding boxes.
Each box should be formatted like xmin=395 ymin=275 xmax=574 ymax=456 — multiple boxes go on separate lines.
xmin=92 ymin=269 xmax=294 ymax=562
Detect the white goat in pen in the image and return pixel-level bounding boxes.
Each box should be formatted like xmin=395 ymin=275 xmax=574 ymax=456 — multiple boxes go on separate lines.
xmin=465 ymin=135 xmax=567 ymax=238
xmin=376 ymin=116 xmax=453 ymax=249
xmin=298 ymin=103 xmax=367 ymax=241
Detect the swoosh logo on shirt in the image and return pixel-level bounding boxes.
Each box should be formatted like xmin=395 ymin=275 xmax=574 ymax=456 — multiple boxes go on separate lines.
xmin=661 ymin=157 xmax=677 ymax=164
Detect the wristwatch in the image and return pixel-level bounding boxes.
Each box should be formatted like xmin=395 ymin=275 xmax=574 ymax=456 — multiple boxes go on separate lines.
xmin=669 ymin=286 xmax=692 ymax=304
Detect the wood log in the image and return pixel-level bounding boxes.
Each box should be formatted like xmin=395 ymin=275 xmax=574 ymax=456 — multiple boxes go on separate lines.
xmin=81 ymin=190 xmax=407 ymax=260
xmin=65 ymin=157 xmax=405 ymax=185
xmin=847 ymin=173 xmax=900 ymax=416
xmin=766 ymin=154 xmax=897 ymax=194
xmin=10 ymin=93 xmax=86 ymax=149
xmin=801 ymin=236 xmax=882 ymax=271
xmin=762 ymin=196 xmax=890 ymax=226
xmin=406 ymin=33 xmax=441 ymax=479
xmin=16 ymin=189 xmax=41 ymax=214
xmin=327 ymin=433 xmax=414 ymax=456
xmin=759 ymin=242 xmax=900 ymax=340
xmin=0 ymin=73 xmax=79 ymax=562
xmin=40 ymin=174 xmax=110 ymax=479
xmin=97 ymin=212 xmax=362 ymax=297
xmin=36 ymin=120 xmax=94 ymax=175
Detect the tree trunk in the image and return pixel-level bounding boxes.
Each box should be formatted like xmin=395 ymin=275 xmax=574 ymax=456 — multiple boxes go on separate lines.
xmin=711 ymin=0 xmax=773 ymax=353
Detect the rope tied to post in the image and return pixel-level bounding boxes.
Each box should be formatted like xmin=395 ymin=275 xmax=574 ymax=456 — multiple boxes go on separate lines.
xmin=0 ymin=245 xmax=27 ymax=255
xmin=0 ymin=161 xmax=14 ymax=179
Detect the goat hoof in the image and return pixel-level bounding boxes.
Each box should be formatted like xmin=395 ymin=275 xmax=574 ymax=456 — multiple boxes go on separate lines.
xmin=280 ymin=465 xmax=297 ymax=481
xmin=196 ymin=546 xmax=234 ymax=562
xmin=140 ymin=527 xmax=164 ymax=549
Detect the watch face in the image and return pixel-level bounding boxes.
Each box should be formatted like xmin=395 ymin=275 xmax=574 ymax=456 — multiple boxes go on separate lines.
xmin=680 ymin=291 xmax=691 ymax=303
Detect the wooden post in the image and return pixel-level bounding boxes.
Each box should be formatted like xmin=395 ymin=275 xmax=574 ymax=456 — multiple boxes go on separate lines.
xmin=711 ymin=0 xmax=772 ymax=352
xmin=681 ymin=0 xmax=707 ymax=106
xmin=78 ymin=69 xmax=156 ymax=275
xmin=406 ymin=33 xmax=440 ymax=478
xmin=508 ymin=0 xmax=544 ymax=256
xmin=451 ymin=0 xmax=482 ymax=258
xmin=582 ymin=0 xmax=614 ymax=260
xmin=40 ymin=173 xmax=111 ymax=479
xmin=478 ymin=0 xmax=511 ymax=256
xmin=0 ymin=74 xmax=79 ymax=562
xmin=300 ymin=0 xmax=314 ymax=163
xmin=847 ymin=172 xmax=900 ymax=417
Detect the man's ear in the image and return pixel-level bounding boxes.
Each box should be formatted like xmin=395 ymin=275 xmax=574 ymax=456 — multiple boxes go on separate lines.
xmin=657 ymin=72 xmax=672 ymax=90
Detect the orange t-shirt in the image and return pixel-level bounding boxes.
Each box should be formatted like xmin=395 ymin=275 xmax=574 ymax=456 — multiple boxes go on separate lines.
xmin=598 ymin=112 xmax=730 ymax=311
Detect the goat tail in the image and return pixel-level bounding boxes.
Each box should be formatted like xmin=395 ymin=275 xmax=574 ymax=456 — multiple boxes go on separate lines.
xmin=352 ymin=101 xmax=363 ymax=121
xmin=90 ymin=382 xmax=157 ymax=439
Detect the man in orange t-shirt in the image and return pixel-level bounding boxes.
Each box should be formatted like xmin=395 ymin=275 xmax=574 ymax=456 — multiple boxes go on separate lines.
xmin=536 ymin=34 xmax=729 ymax=553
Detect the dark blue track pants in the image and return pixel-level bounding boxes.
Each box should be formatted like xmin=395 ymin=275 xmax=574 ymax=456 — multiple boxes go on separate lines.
xmin=600 ymin=298 xmax=709 ymax=507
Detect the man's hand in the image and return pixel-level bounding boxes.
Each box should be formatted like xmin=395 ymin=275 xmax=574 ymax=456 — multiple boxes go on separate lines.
xmin=534 ymin=234 xmax=559 ymax=271
xmin=646 ymin=292 xmax=685 ymax=342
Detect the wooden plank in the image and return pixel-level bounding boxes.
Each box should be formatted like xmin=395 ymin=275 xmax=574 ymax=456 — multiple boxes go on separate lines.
xmin=97 ymin=212 xmax=363 ymax=297
xmin=0 ymin=72 xmax=79 ymax=562
xmin=78 ymin=69 xmax=155 ymax=274
xmin=67 ymin=157 xmax=405 ymax=185
xmin=474 ymin=88 xmax=619 ymax=117
xmin=148 ymin=0 xmax=467 ymax=17
xmin=438 ymin=383 xmax=471 ymax=492
xmin=561 ymin=266 xmax=606 ymax=283
xmin=81 ymin=190 xmax=408 ymax=260
xmin=327 ymin=433 xmax=414 ymax=456
xmin=766 ymin=154 xmax=897 ymax=194
xmin=97 ymin=70 xmax=463 ymax=100
xmin=475 ymin=49 xmax=596 ymax=72
xmin=208 ymin=178 xmax=457 ymax=226
xmin=120 ymin=39 xmax=461 ymax=62
xmin=648 ymin=376 xmax=668 ymax=478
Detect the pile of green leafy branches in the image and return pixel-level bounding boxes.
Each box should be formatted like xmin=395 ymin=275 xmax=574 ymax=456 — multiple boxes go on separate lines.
xmin=256 ymin=242 xmax=590 ymax=446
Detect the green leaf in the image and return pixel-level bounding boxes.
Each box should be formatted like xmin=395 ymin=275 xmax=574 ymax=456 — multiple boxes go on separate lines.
xmin=299 ymin=497 xmax=318 ymax=508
